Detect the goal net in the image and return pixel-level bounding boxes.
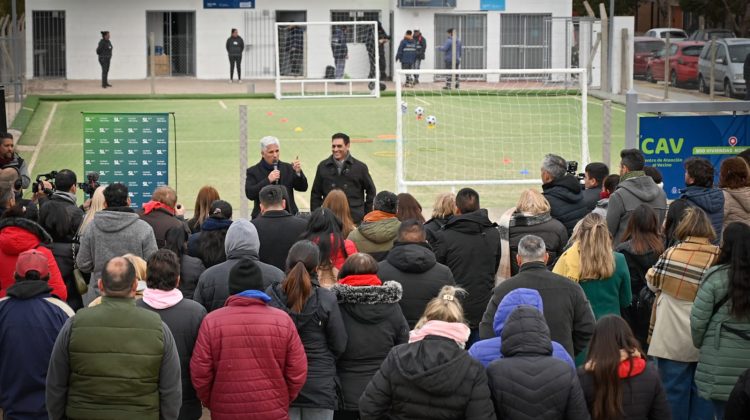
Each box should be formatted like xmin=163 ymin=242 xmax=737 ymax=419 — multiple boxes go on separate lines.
xmin=395 ymin=68 xmax=589 ymax=202
xmin=275 ymin=21 xmax=380 ymax=99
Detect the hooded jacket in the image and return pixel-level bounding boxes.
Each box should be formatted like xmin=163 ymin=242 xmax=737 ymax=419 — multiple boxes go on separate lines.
xmin=542 ymin=174 xmax=589 ymax=235
xmin=359 ymin=335 xmax=495 ymax=420
xmin=76 ymin=208 xmax=158 ymax=282
xmin=39 ymin=191 xmax=84 ymax=241
xmin=434 ymin=209 xmax=501 ymax=328
xmin=187 ymin=217 xmax=232 ymax=263
xmin=139 ymin=206 xmax=188 ymax=249
xmin=252 ymin=210 xmax=308 ymax=271
xmin=193 ymin=220 xmax=284 ymax=312
xmin=486 ymin=306 xmax=590 ymax=420
xmin=396 ymin=36 xmax=417 ymax=65
xmin=469 ymin=288 xmax=574 ymax=368
xmin=607 ymin=174 xmax=667 ymax=245
xmin=616 ymin=240 xmax=660 ymax=349
xmin=664 ymin=186 xmax=725 ymax=245
xmin=0 ymin=217 xmax=68 ymax=301
xmin=508 ymin=212 xmax=568 ymax=274
xmin=722 ymin=187 xmax=750 ymax=231
xmin=331 ymin=280 xmax=410 ymax=411
xmin=267 ymin=282 xmax=348 ymax=410
xmin=347 ymin=213 xmax=400 ymax=261
xmin=377 ymin=241 xmax=455 ymax=328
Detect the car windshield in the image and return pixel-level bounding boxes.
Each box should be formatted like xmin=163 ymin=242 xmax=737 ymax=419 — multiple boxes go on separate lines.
xmin=662 ymin=31 xmax=686 ymax=38
xmin=708 ymin=31 xmax=734 ymax=39
xmin=729 ymin=44 xmax=750 ymax=63
xmin=682 ymin=46 xmax=703 ymax=56
xmin=636 ymin=41 xmax=663 ymax=53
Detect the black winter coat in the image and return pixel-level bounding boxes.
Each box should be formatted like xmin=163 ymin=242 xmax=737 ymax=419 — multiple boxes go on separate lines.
xmin=578 ymin=362 xmax=672 ymax=420
xmin=479 ymin=262 xmax=595 ymax=357
xmin=225 ymin=35 xmax=244 ymax=57
xmin=245 ymin=160 xmax=308 ymax=219
xmin=139 ymin=208 xmax=189 ymax=249
xmin=434 ymin=209 xmax=501 ymax=328
xmin=424 ymin=216 xmax=449 ymax=248
xmin=267 ymin=282 xmax=348 ymax=409
xmin=542 ymin=175 xmax=588 ymax=235
xmin=44 ymin=241 xmax=82 ymax=311
xmin=487 ymin=306 xmax=590 ymax=420
xmin=137 ymin=298 xmax=206 ymax=420
xmin=359 ymin=335 xmax=496 ymax=420
xmin=251 ymin=210 xmax=308 ymax=271
xmin=727 ymin=368 xmax=750 ymax=420
xmin=177 ymin=254 xmax=205 ymax=300
xmin=615 ymin=241 xmax=659 ymax=351
xmin=38 ymin=192 xmax=84 ymax=241
xmin=508 ymin=212 xmax=568 ymax=275
xmin=330 ymin=281 xmax=409 ymax=411
xmin=310 ymin=154 xmax=376 ymax=224
xmin=377 ymin=241 xmax=455 ymax=328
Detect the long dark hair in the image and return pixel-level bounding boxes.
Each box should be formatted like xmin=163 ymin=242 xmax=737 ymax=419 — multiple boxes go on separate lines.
xmin=283 ymin=240 xmax=320 ymax=313
xmin=38 ymin=200 xmax=75 ymax=242
xmin=396 ymin=193 xmax=425 ymax=223
xmin=301 ymin=208 xmax=348 ymax=267
xmin=621 ymin=204 xmax=664 ymax=255
xmin=586 ymin=315 xmax=643 ymax=420
xmin=199 ymin=229 xmax=228 ymax=268
xmin=163 ymin=226 xmax=188 ymax=259
xmin=716 ymin=222 xmax=750 ymax=318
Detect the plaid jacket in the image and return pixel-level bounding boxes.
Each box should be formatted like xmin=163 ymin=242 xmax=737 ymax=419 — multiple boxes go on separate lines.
xmin=646 ymin=236 xmax=720 ymax=302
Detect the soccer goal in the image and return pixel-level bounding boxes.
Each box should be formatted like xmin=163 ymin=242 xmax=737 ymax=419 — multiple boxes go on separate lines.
xmin=395 ymin=68 xmax=589 ymax=194
xmin=274 ymin=21 xmax=381 ymax=99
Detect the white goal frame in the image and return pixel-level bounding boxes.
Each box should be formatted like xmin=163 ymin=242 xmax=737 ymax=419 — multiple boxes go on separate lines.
xmin=274 ymin=21 xmax=380 ymax=100
xmin=395 ymin=68 xmax=589 ymax=193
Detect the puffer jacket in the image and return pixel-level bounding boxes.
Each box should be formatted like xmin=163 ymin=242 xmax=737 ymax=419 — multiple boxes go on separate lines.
xmin=396 ymin=36 xmax=417 ymax=65
xmin=469 ymin=288 xmax=574 ymax=368
xmin=359 ymin=335 xmax=496 ymax=420
xmin=691 ymin=265 xmax=750 ymax=401
xmin=722 ymin=187 xmax=750 ymax=231
xmin=607 ymin=173 xmax=667 ymax=245
xmin=486 ymin=306 xmax=590 ymax=420
xmin=424 ymin=216 xmax=450 ymax=247
xmin=331 ymin=279 xmax=410 ymax=411
xmin=542 ymin=174 xmax=588 ymax=235
xmin=190 ymin=293 xmax=307 ymax=420
xmin=508 ymin=212 xmax=568 ymax=274
xmin=347 ymin=213 xmax=400 ymax=261
xmin=193 ymin=220 xmax=284 ymax=312
xmin=267 ymin=282 xmax=348 ymax=410
xmin=0 ymin=217 xmax=67 ymax=301
xmin=664 ymin=186 xmax=725 ymax=245
xmin=377 ymin=241 xmax=455 ymax=328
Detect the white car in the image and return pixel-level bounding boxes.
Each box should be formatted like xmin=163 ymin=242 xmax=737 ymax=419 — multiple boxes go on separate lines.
xmin=645 ymin=28 xmax=688 ymax=41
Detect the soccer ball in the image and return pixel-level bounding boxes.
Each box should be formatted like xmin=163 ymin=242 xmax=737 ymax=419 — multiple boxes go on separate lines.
xmin=401 ymin=101 xmax=408 ymax=114
xmin=414 ymin=106 xmax=424 ymax=117
xmin=426 ymin=115 xmax=437 ymax=126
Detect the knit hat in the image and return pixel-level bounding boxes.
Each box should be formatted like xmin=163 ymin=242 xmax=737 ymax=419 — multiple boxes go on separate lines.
xmin=374 ymin=191 xmax=398 ymax=214
xmin=15 ymin=249 xmax=49 ymax=278
xmin=209 ymin=200 xmax=232 ymax=220
xmin=228 ymin=259 xmax=264 ymax=295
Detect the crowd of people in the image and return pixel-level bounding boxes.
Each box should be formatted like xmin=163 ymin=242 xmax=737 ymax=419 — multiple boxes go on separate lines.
xmin=2 ymin=130 xmax=750 ymax=420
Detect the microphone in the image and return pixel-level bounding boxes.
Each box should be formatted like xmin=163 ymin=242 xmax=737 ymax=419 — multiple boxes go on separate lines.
xmin=273 ymin=160 xmax=279 ymax=184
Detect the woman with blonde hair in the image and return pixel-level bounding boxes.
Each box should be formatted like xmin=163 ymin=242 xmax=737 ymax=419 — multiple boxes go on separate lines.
xmin=646 ymin=207 xmax=719 ymax=420
xmin=186 ymin=186 xmax=220 ymax=234
xmin=78 ymin=185 xmax=106 ymax=235
xmin=322 ymin=189 xmax=355 ymax=238
xmin=359 ymin=286 xmax=495 ymax=419
xmin=424 ymin=192 xmax=455 ymax=246
xmin=507 ymin=189 xmax=568 ymax=274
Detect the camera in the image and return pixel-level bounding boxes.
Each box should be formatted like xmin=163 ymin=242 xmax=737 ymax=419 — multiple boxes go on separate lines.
xmin=32 ymin=171 xmax=57 ymax=196
xmin=567 ymin=161 xmax=585 ymax=183
xmin=78 ymin=172 xmax=101 ymax=199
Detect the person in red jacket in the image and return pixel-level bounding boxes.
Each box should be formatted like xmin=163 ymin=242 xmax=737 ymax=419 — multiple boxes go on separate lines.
xmin=0 ymin=209 xmax=67 ymax=301
xmin=190 ymin=258 xmax=308 ymax=420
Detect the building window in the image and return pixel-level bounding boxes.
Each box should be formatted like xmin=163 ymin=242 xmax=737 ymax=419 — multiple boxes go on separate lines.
xmin=331 ymin=10 xmax=380 ymax=43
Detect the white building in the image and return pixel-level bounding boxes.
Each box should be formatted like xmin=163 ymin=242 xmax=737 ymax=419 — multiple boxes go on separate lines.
xmin=25 ymin=0 xmax=575 ymax=81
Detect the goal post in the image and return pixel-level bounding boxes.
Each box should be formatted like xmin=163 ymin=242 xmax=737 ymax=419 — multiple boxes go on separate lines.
xmin=395 ymin=68 xmax=589 ymax=194
xmin=274 ymin=21 xmax=380 ymax=99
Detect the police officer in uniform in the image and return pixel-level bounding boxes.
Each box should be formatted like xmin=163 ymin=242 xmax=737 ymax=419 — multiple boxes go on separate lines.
xmin=96 ymin=31 xmax=113 ymax=88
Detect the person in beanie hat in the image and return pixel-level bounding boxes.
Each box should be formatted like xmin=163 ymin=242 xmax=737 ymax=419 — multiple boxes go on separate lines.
xmin=191 ymin=258 xmax=308 ymax=420
xmin=348 ymin=191 xmax=400 ymax=261
xmin=187 ymin=199 xmax=233 ymax=267
xmin=0 ymin=250 xmax=74 ymax=420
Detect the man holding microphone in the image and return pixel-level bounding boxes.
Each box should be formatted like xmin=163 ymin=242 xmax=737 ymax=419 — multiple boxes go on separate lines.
xmin=245 ymin=136 xmax=308 ymax=218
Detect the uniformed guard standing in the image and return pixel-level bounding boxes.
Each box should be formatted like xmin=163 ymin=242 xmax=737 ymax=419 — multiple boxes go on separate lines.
xmin=96 ymin=31 xmax=113 ymax=88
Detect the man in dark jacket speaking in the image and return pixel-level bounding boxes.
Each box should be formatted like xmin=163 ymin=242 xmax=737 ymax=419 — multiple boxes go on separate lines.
xmin=245 ymin=136 xmax=307 ymax=219
xmin=226 ymin=28 xmax=244 ymax=83
xmin=311 ymin=132 xmax=376 ymax=224
xmin=541 ymin=153 xmax=590 ymax=235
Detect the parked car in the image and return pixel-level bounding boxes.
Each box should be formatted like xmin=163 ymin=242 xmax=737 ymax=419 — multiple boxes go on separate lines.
xmin=634 ymin=36 xmax=665 ymax=78
xmin=689 ymin=29 xmax=737 ymax=42
xmin=697 ymin=38 xmax=750 ymax=98
xmin=645 ymin=41 xmax=705 ymax=86
xmin=645 ymin=28 xmax=688 ymax=41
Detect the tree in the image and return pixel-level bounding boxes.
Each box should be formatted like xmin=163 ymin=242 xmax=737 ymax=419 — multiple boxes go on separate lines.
xmin=0 ymin=0 xmax=25 ymax=18
xmin=680 ymin=0 xmax=750 ymax=36
xmin=573 ymin=0 xmax=643 ymax=17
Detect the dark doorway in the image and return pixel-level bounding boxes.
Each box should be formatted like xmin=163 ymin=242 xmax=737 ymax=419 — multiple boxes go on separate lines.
xmin=276 ymin=11 xmax=307 ymax=77
xmin=146 ymin=11 xmax=195 ymax=76
xmin=32 ymin=11 xmax=66 ymax=78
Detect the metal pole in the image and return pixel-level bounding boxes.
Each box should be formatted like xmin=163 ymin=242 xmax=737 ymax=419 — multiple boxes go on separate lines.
xmin=621 ymin=28 xmax=629 ymax=93
xmin=239 ymin=105 xmax=249 ymax=219
xmin=149 ymin=32 xmax=156 ymax=95
xmin=599 ymin=3 xmax=609 ymax=93
xmin=663 ymin=5 xmax=671 ymax=100
xmin=603 ymin=99 xmax=612 ymax=168
xmin=609 ymin=0 xmax=615 ymax=91
xmin=0 ymin=86 xmax=7 ymax=133
xmin=625 ymin=90 xmax=639 ymax=149
xmin=395 ymin=69 xmax=405 ymax=192
xmin=709 ymin=37 xmax=716 ymax=100
xmin=373 ymin=21 xmax=380 ymax=97
xmin=11 ymin=0 xmax=20 ymax=102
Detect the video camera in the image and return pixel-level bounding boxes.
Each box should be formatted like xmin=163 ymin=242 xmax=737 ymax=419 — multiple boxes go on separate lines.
xmin=32 ymin=171 xmax=57 ymax=196
xmin=77 ymin=171 xmax=101 ymax=199
xmin=566 ymin=161 xmax=585 ymax=183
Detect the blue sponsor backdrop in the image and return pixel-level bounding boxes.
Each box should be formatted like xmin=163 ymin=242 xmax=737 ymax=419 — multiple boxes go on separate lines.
xmin=204 ymin=0 xmax=255 ymax=8
xmin=639 ymin=115 xmax=749 ymax=199
xmin=480 ymin=0 xmax=506 ymax=11
xmin=83 ymin=113 xmax=169 ymax=209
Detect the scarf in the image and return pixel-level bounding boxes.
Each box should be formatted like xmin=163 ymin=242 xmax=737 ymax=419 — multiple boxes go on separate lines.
xmin=339 ymin=274 xmax=382 ymax=287
xmin=236 ymin=289 xmax=272 ymax=302
xmin=620 ymin=170 xmax=646 ymax=183
xmin=201 ymin=217 xmax=233 ymax=231
xmin=142 ymin=200 xmax=175 ymax=216
xmin=6 ymin=280 xmax=52 ymax=299
xmin=409 ymin=320 xmax=471 ymax=349
xmin=142 ymin=287 xmax=183 ymax=309
xmin=584 ymin=349 xmax=646 ymax=378
xmin=363 ymin=210 xmax=397 ymax=223
xmin=600 ymin=190 xmax=611 ymax=199
xmin=103 ymin=206 xmax=135 ymax=213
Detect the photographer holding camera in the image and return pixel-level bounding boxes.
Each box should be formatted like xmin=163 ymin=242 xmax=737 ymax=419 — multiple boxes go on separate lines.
xmin=0 ymin=168 xmax=38 ymax=220
xmin=541 ymin=154 xmax=590 ymax=236
xmin=38 ymin=170 xmax=84 ymax=236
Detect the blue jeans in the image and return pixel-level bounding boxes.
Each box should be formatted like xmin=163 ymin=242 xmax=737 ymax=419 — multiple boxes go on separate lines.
xmin=656 ymin=358 xmax=713 ymax=420
xmin=334 ymin=58 xmax=346 ymax=79
xmin=290 ymin=407 xmax=334 ymax=420
xmin=712 ymin=400 xmax=726 ymax=420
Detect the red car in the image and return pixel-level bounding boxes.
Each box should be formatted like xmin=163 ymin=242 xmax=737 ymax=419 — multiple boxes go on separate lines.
xmin=634 ymin=36 xmax=665 ymax=78
xmin=646 ymin=41 xmax=705 ymax=86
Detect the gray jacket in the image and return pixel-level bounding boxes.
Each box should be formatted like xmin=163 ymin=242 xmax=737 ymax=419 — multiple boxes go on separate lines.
xmin=606 ymin=175 xmax=667 ymax=245
xmin=193 ymin=219 xmax=284 ymax=312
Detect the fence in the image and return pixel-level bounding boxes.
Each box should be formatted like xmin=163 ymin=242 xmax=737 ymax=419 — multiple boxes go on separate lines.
xmin=1 ymin=13 xmax=25 ymax=128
